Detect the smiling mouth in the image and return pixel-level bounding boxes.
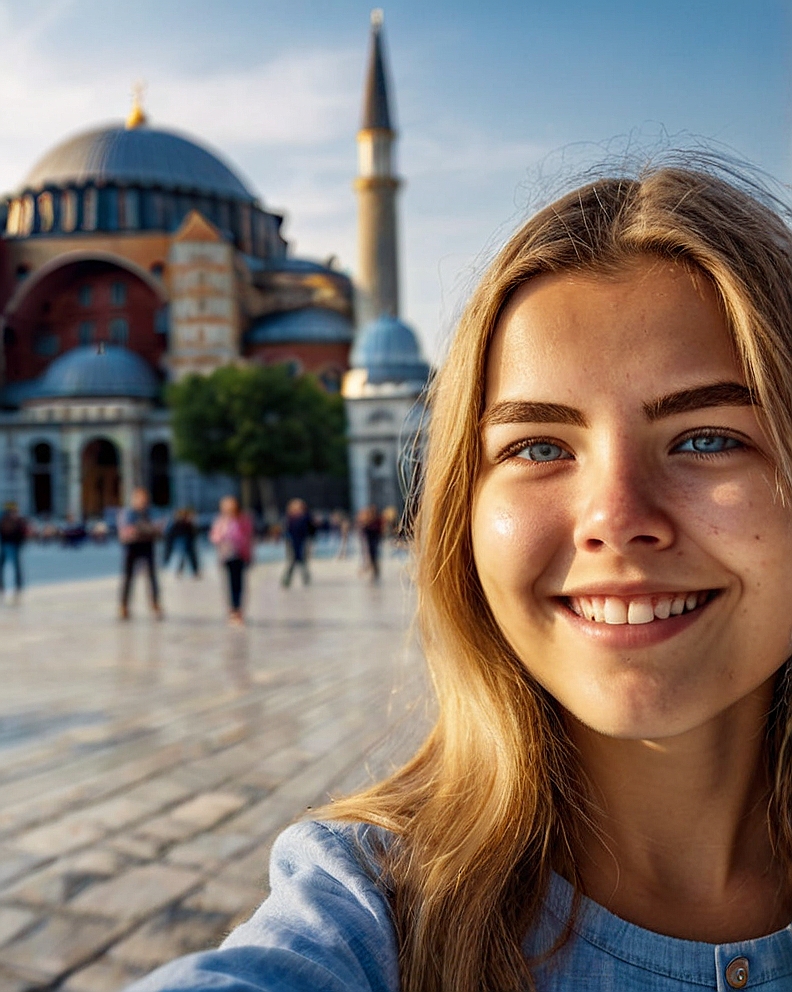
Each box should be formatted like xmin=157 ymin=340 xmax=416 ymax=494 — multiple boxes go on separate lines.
xmin=562 ymin=590 xmax=719 ymax=625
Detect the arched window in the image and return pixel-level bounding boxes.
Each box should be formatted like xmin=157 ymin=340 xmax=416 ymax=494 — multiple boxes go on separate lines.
xmin=109 ymin=318 xmax=129 ymax=345
xmin=78 ymin=284 xmax=92 ymax=307
xmin=37 ymin=192 xmax=54 ymax=232
xmin=102 ymin=188 xmax=119 ymax=231
xmin=30 ymin=442 xmax=54 ymax=515
xmin=78 ymin=321 xmax=96 ymax=345
xmin=155 ymin=306 xmax=168 ymax=335
xmin=82 ymin=188 xmax=97 ymax=231
xmin=20 ymin=195 xmax=34 ymax=236
xmin=6 ymin=199 xmax=21 ymax=236
xmin=60 ymin=190 xmax=77 ymax=232
xmin=120 ymin=189 xmax=139 ymax=229
xmin=110 ymin=281 xmax=127 ymax=307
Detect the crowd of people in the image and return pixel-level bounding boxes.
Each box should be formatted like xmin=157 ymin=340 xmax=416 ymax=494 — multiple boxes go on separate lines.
xmin=0 ymin=490 xmax=398 ymax=617
xmin=118 ymin=492 xmax=395 ymax=623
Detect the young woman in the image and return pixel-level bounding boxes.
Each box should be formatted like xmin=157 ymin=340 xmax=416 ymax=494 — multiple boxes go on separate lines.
xmin=210 ymin=495 xmax=254 ymax=624
xmin=131 ymin=163 xmax=792 ymax=991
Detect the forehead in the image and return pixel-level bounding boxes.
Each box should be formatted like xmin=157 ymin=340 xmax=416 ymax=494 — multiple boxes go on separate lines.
xmin=486 ymin=258 xmax=742 ymax=405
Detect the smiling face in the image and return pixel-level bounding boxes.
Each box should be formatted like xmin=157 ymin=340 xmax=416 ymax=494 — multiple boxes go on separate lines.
xmin=472 ymin=256 xmax=792 ymax=740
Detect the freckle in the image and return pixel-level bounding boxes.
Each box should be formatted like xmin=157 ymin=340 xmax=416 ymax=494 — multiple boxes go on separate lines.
xmin=754 ymin=534 xmax=761 ymax=541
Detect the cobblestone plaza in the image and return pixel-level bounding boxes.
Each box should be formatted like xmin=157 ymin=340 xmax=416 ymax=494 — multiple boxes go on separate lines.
xmin=0 ymin=554 xmax=425 ymax=991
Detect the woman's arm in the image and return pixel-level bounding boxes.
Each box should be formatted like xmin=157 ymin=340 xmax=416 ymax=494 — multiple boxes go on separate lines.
xmin=125 ymin=820 xmax=399 ymax=992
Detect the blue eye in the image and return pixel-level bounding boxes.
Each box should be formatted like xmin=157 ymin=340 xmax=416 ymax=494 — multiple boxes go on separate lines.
xmin=517 ymin=442 xmax=570 ymax=462
xmin=675 ymin=435 xmax=742 ymax=454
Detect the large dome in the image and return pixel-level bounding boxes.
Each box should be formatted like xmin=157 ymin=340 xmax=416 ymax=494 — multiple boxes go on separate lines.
xmin=33 ymin=345 xmax=160 ymax=400
xmin=350 ymin=315 xmax=430 ymax=385
xmin=247 ymin=307 xmax=353 ymax=346
xmin=21 ymin=123 xmax=255 ymax=201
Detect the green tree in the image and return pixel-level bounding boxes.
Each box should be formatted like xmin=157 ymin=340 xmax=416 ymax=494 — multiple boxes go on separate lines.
xmin=168 ymin=363 xmax=347 ymax=513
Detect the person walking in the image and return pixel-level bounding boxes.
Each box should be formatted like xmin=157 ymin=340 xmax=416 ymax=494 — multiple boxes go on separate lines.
xmin=358 ymin=504 xmax=383 ymax=581
xmin=0 ymin=502 xmax=27 ymax=603
xmin=281 ymin=498 xmax=313 ymax=587
xmin=210 ymin=495 xmax=253 ymax=625
xmin=164 ymin=508 xmax=201 ymax=578
xmin=118 ymin=487 xmax=162 ymax=620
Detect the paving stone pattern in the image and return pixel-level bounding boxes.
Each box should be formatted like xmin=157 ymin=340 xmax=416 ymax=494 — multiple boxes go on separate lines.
xmin=0 ymin=554 xmax=426 ymax=991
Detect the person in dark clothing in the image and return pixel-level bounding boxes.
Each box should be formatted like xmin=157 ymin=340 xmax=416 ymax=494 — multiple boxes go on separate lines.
xmin=118 ymin=487 xmax=162 ymax=620
xmin=282 ymin=498 xmax=313 ymax=587
xmin=359 ymin=504 xmax=383 ymax=582
xmin=0 ymin=503 xmax=27 ymax=601
xmin=164 ymin=508 xmax=201 ymax=578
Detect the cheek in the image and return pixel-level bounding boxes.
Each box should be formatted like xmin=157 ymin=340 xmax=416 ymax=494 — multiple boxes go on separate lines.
xmin=472 ymin=478 xmax=565 ymax=594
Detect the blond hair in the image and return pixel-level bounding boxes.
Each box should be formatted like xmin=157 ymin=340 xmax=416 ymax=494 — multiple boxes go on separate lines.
xmin=327 ymin=164 xmax=792 ymax=992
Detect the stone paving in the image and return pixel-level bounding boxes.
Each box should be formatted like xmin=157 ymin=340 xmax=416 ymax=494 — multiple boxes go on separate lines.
xmin=0 ymin=551 xmax=427 ymax=992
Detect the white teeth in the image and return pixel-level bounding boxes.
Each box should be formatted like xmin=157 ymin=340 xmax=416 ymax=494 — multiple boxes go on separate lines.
xmin=567 ymin=591 xmax=710 ymax=624
xmin=653 ymin=598 xmax=671 ymax=620
xmin=603 ymin=597 xmax=628 ymax=624
xmin=627 ymin=600 xmax=654 ymax=624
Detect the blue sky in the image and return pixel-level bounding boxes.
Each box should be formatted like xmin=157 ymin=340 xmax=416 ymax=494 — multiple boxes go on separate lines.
xmin=0 ymin=0 xmax=789 ymax=358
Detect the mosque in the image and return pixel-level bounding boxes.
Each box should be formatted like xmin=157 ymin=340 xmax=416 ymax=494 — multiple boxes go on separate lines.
xmin=0 ymin=11 xmax=429 ymax=521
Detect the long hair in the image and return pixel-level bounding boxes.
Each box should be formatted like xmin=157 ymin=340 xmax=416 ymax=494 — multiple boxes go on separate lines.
xmin=327 ymin=163 xmax=792 ymax=992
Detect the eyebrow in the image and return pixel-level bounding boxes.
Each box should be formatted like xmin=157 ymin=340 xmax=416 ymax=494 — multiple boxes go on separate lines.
xmin=480 ymin=401 xmax=588 ymax=428
xmin=480 ymin=381 xmax=757 ymax=430
xmin=643 ymin=381 xmax=756 ymax=421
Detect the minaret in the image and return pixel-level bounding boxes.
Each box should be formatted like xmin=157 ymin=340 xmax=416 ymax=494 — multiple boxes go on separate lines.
xmin=355 ymin=9 xmax=400 ymax=327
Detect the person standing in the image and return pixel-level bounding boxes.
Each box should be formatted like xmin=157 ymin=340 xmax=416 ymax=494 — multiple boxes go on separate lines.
xmin=164 ymin=508 xmax=201 ymax=578
xmin=118 ymin=487 xmax=162 ymax=620
xmin=210 ymin=495 xmax=254 ymax=625
xmin=0 ymin=503 xmax=27 ymax=603
xmin=281 ymin=498 xmax=313 ymax=587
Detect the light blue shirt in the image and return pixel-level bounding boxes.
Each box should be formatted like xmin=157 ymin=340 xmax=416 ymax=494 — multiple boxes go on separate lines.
xmin=128 ymin=820 xmax=792 ymax=991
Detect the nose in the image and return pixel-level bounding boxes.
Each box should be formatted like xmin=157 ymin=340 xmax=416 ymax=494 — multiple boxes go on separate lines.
xmin=573 ymin=451 xmax=676 ymax=555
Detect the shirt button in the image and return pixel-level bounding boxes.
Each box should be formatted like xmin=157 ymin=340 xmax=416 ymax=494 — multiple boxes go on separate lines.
xmin=725 ymin=956 xmax=749 ymax=988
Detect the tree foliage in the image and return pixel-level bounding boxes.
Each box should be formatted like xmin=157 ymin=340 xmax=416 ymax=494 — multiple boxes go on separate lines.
xmin=168 ymin=363 xmax=347 ymax=484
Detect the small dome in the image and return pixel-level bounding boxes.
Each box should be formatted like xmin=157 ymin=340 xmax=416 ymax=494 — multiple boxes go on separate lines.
xmin=350 ymin=315 xmax=429 ymax=385
xmin=247 ymin=307 xmax=353 ymax=346
xmin=21 ymin=123 xmax=255 ymax=201
xmin=34 ymin=346 xmax=159 ymax=400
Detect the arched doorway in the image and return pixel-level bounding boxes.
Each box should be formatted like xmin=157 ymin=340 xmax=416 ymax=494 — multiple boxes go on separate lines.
xmin=81 ymin=438 xmax=121 ymax=518
xmin=30 ymin=442 xmax=54 ymax=515
xmin=149 ymin=441 xmax=171 ymax=507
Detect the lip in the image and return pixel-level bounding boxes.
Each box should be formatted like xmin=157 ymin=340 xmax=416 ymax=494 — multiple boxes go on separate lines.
xmin=553 ymin=590 xmax=721 ymax=648
xmin=558 ymin=584 xmax=713 ymax=599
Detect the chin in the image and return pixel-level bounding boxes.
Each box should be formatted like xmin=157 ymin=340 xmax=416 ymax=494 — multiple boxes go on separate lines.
xmin=559 ymin=679 xmax=709 ymax=742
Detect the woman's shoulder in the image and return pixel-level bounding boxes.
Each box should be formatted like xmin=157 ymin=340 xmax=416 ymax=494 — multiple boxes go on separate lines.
xmin=125 ymin=818 xmax=399 ymax=992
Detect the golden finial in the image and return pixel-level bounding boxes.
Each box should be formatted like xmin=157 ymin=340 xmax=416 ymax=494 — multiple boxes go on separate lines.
xmin=126 ymin=81 xmax=148 ymax=129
